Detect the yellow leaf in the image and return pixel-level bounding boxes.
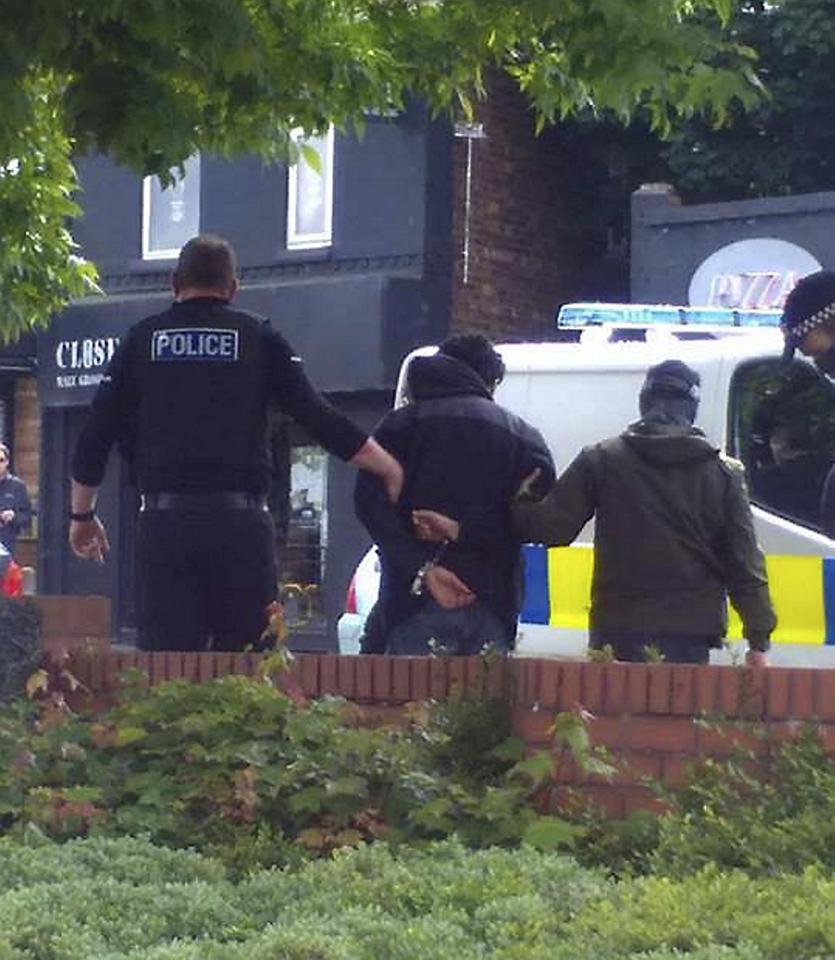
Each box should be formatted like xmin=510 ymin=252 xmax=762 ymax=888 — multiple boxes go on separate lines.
xmin=332 ymin=829 xmax=363 ymax=848
xmin=297 ymin=828 xmax=327 ymax=850
xmin=26 ymin=669 xmax=49 ymax=699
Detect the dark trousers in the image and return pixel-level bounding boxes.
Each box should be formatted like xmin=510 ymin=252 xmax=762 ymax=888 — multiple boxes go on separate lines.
xmin=136 ymin=507 xmax=277 ymax=651
xmin=590 ymin=631 xmax=716 ymax=665
xmin=388 ymin=599 xmax=513 ymax=656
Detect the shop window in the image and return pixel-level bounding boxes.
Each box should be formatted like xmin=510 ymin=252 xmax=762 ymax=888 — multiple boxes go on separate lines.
xmin=142 ymin=154 xmax=201 ymax=259
xmin=730 ymin=358 xmax=835 ymax=532
xmin=279 ymin=446 xmax=328 ymax=633
xmin=286 ymin=128 xmax=334 ymax=250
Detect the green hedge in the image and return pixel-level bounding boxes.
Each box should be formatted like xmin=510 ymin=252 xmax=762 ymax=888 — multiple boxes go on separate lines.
xmin=0 ymin=835 xmax=226 ymax=893
xmin=0 ymin=837 xmax=834 ymax=960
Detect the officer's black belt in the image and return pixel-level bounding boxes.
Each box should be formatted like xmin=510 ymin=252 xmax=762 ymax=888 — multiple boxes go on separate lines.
xmin=139 ymin=492 xmax=268 ymax=512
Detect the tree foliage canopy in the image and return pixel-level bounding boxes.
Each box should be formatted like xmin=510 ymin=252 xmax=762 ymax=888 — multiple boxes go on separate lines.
xmin=0 ymin=0 xmax=760 ymax=341
xmin=662 ymin=0 xmax=835 ymax=201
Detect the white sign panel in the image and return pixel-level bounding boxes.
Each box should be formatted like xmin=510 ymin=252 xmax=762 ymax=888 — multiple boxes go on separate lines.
xmin=689 ymin=238 xmax=821 ymax=309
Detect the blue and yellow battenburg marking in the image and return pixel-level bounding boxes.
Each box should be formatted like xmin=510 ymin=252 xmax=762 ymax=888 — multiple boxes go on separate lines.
xmin=519 ymin=544 xmax=835 ymax=645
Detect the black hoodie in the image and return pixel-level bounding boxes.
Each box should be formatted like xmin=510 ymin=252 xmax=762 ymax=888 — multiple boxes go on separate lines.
xmin=513 ymin=420 xmax=776 ymax=647
xmin=355 ymin=353 xmax=555 ymax=638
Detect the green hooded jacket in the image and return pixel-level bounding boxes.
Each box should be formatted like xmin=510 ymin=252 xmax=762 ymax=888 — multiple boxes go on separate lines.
xmin=513 ymin=421 xmax=776 ymax=648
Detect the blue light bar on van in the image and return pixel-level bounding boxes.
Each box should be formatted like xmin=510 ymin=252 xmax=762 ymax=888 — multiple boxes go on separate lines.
xmin=556 ymin=302 xmax=783 ymax=329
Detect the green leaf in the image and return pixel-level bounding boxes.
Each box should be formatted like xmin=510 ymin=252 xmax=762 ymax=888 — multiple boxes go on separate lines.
xmin=299 ymin=142 xmax=323 ymax=175
xmin=326 ymin=776 xmax=367 ymax=797
xmin=491 ymin=736 xmax=526 ymax=763
xmin=522 ymin=815 xmax=579 ymax=850
xmin=113 ymin=726 xmax=147 ymax=747
xmin=509 ymin=752 xmax=556 ymax=788
xmin=289 ymin=786 xmax=326 ymax=814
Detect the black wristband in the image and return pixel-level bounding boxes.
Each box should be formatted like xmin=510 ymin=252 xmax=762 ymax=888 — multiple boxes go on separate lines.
xmin=69 ymin=510 xmax=96 ymax=522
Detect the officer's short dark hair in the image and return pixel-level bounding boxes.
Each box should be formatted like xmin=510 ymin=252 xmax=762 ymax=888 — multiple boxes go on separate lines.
xmin=439 ymin=334 xmax=505 ymax=388
xmin=175 ymin=235 xmax=237 ymax=291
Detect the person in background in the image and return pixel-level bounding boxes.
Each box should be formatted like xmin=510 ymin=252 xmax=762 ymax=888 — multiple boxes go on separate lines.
xmin=356 ymin=334 xmax=554 ymax=655
xmin=0 ymin=442 xmax=32 ymax=557
xmin=416 ymin=360 xmax=775 ymax=665
xmin=779 ymin=270 xmax=835 ymax=538
xmin=750 ymin=420 xmax=823 ymax=530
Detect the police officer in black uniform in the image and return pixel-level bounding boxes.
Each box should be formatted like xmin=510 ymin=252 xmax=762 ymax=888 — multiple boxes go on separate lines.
xmin=69 ymin=234 xmax=402 ymax=651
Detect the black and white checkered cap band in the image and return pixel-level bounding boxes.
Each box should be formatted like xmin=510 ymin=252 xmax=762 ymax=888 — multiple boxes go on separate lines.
xmin=781 ymin=301 xmax=835 ymax=344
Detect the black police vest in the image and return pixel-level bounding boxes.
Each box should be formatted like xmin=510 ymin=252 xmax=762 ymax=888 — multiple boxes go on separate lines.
xmin=131 ymin=301 xmax=272 ymax=493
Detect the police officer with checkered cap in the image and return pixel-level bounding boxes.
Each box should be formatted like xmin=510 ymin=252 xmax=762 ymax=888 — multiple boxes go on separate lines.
xmin=781 ymin=270 xmax=835 ymax=374
xmin=69 ymin=234 xmax=403 ymax=651
xmin=780 ymin=270 xmax=835 ymax=539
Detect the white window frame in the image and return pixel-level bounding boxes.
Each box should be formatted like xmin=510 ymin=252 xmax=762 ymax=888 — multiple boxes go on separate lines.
xmin=286 ymin=127 xmax=334 ymax=250
xmin=141 ymin=154 xmax=201 ymax=260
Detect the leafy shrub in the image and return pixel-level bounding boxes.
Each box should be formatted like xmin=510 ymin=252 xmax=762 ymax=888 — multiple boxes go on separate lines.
xmin=571 ymin=806 xmax=661 ymax=877
xmin=2 ymin=836 xmax=835 ymax=960
xmin=0 ymin=674 xmax=580 ymax=872
xmin=0 ymin=599 xmax=39 ymax=702
xmin=651 ymin=726 xmax=835 ymax=877
xmin=0 ymin=837 xmax=606 ymax=960
xmin=571 ymin=725 xmax=835 ymax=880
xmin=0 ymin=833 xmax=226 ymax=893
xmin=0 ymin=877 xmax=249 ymax=960
xmin=424 ymin=692 xmax=518 ymax=784
xmin=560 ymin=868 xmax=835 ymax=960
xmin=237 ymin=838 xmax=607 ymax=930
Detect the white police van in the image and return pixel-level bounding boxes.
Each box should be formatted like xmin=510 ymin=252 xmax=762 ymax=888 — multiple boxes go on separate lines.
xmin=338 ymin=303 xmax=835 ymax=664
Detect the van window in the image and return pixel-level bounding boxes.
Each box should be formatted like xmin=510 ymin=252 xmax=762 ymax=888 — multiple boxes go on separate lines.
xmin=730 ymin=358 xmax=835 ymax=532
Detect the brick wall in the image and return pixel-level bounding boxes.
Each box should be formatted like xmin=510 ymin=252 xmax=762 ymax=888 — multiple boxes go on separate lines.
xmin=63 ymin=650 xmax=835 ymax=817
xmin=13 ymin=376 xmax=39 ymax=509
xmin=450 ymin=74 xmax=598 ymax=340
xmin=34 ymin=595 xmax=111 ymax=652
xmin=12 ymin=376 xmax=39 ymax=569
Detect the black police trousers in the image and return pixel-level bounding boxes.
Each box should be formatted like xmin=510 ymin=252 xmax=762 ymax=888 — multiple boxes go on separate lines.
xmin=136 ymin=505 xmax=277 ymax=651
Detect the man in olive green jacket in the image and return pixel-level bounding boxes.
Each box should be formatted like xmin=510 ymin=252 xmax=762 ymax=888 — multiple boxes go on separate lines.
xmin=512 ymin=360 xmax=775 ymax=665
xmin=414 ymin=360 xmax=776 ymax=665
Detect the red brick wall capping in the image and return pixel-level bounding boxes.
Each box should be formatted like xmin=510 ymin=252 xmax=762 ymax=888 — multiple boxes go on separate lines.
xmin=60 ymin=651 xmax=835 ymax=818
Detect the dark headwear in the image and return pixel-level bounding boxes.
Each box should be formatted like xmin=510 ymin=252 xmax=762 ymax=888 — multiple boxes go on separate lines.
xmin=639 ymin=360 xmax=701 ymax=425
xmin=438 ymin=334 xmax=505 ymax=390
xmin=780 ymin=270 xmax=835 ymax=363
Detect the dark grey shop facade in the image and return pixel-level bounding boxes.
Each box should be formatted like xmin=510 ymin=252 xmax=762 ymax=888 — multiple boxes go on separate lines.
xmin=36 ymin=108 xmax=453 ymax=647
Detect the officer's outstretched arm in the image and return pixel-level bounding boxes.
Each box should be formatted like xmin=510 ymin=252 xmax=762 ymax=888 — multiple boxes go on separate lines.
xmin=350 ymin=438 xmax=404 ymax=503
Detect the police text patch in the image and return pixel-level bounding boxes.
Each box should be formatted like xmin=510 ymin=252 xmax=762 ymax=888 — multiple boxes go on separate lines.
xmin=151 ymin=328 xmax=239 ymax=362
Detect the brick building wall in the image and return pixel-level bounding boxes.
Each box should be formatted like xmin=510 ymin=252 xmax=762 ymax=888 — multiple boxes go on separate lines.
xmin=12 ymin=376 xmax=40 ymax=568
xmin=65 ymin=650 xmax=835 ymax=818
xmin=450 ymin=74 xmax=600 ymax=340
xmin=13 ymin=377 xmax=39 ymax=509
